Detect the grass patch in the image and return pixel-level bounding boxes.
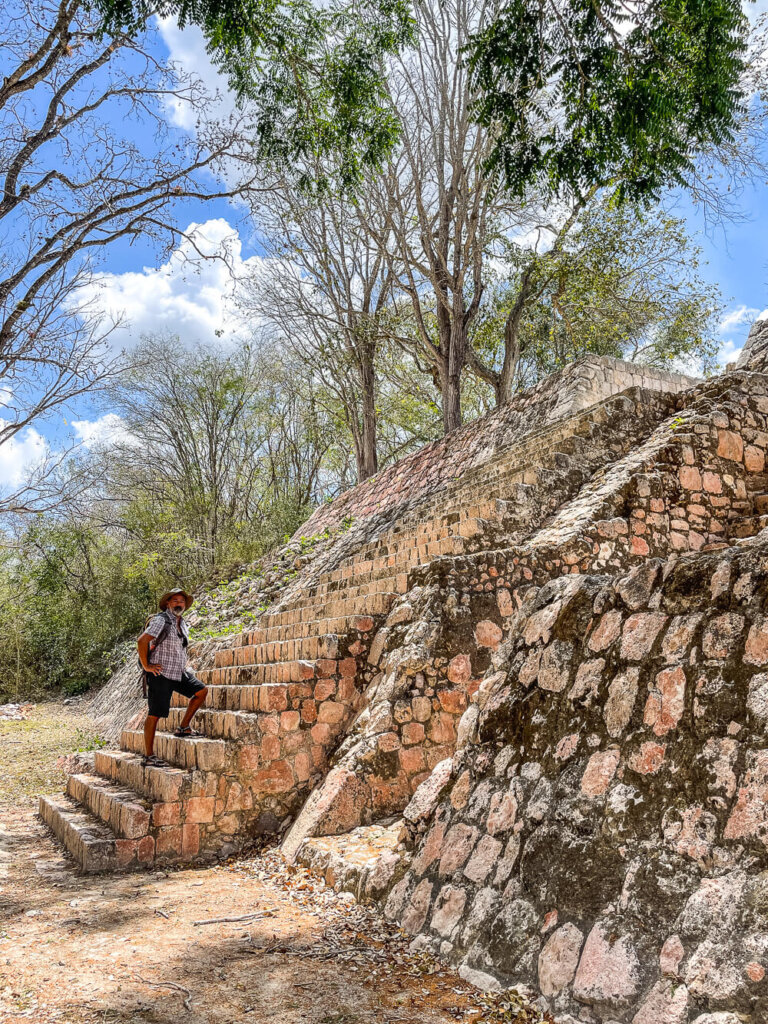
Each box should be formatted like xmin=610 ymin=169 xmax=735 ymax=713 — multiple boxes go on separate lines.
xmin=0 ymin=703 xmax=102 ymax=807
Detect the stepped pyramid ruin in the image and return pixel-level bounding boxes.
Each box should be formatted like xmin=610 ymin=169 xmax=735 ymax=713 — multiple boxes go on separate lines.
xmin=41 ymin=319 xmax=768 ymax=1022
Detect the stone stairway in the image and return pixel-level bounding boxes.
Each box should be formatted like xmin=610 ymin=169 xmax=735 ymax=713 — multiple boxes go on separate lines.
xmin=40 ymin=367 xmax=692 ymax=873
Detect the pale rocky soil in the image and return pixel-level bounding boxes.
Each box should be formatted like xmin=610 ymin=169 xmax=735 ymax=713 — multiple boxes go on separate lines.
xmin=0 ymin=704 xmax=543 ymax=1024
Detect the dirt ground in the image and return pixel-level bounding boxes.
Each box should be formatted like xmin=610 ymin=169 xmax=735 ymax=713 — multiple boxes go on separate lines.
xmin=0 ymin=704 xmax=546 ymax=1024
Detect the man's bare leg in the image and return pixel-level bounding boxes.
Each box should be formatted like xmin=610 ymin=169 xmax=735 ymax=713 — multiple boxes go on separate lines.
xmin=179 ymin=687 xmax=208 ymax=730
xmin=144 ymin=714 xmax=160 ymax=756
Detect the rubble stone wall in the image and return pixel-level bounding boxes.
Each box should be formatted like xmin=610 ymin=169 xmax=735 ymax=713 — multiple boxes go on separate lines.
xmin=382 ymin=537 xmax=768 ymax=1023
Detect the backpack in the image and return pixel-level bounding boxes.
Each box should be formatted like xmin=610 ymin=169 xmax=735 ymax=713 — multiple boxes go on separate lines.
xmin=137 ymin=610 xmax=173 ymax=697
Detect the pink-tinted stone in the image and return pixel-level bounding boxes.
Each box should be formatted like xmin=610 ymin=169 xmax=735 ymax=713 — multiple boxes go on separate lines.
xmin=310 ymin=722 xmax=333 ymax=745
xmin=744 ymin=618 xmax=768 ymax=665
xmin=580 ymin=748 xmax=621 ymax=797
xmin=717 ymin=429 xmax=743 ymax=462
xmin=294 ymin=749 xmax=312 ymax=783
xmin=155 ymin=826 xmax=182 ymax=857
xmin=679 ymin=465 xmax=702 ymax=491
xmin=354 ymin=616 xmax=374 ymax=632
xmin=644 ymin=665 xmax=686 ymax=737
xmin=339 ymin=657 xmax=357 ymax=677
xmin=401 ymin=721 xmax=426 ymax=745
xmin=702 ymin=613 xmax=745 ymax=659
xmin=630 ymin=536 xmax=650 ymax=556
xmin=115 ymin=839 xmax=138 ymax=867
xmin=401 ymin=878 xmax=434 ymax=935
xmin=430 ymin=885 xmax=467 ymax=938
xmin=620 ymin=613 xmax=667 ymax=660
xmin=400 ymin=745 xmax=426 ymax=774
xmin=261 ymin=735 xmax=281 ymax=761
xmin=426 ymin=712 xmax=456 ymax=745
xmin=280 ymin=710 xmax=301 ymax=732
xmin=746 ymin=962 xmax=765 ymax=982
xmin=745 ymin=445 xmax=765 ymax=472
xmin=604 ymin=668 xmax=639 ymax=738
xmin=724 ymin=749 xmax=768 ymax=842
xmin=628 ymin=741 xmax=667 ymax=775
xmin=475 ymin=619 xmax=503 ymax=649
xmin=588 ymin=610 xmax=623 ymax=652
xmin=702 ymin=471 xmax=723 ymax=494
xmin=463 ymin=835 xmax=503 ymax=884
xmin=152 ymin=801 xmax=181 ymax=827
xmin=413 ymin=822 xmax=446 ymax=873
xmin=317 ymin=700 xmax=347 ymax=725
xmin=439 ymin=823 xmax=478 ymax=875
xmin=137 ymin=835 xmax=155 ymax=863
xmin=573 ymin=923 xmax=641 ymax=1006
xmin=632 ymin=980 xmax=689 ymax=1024
xmin=252 ymin=760 xmax=294 ymax=794
xmin=447 ymin=654 xmax=472 ymax=684
xmin=486 ymin=789 xmax=518 ymax=835
xmin=438 ymin=690 xmax=468 ymax=714
xmin=497 ymin=588 xmax=514 ymax=617
xmin=185 ymin=796 xmax=215 ymax=824
xmin=555 ymin=733 xmax=579 ymax=761
xmin=660 ymin=934 xmax=685 ymax=978
xmin=314 ymin=679 xmax=335 ymax=701
xmin=181 ymin=823 xmax=200 ymax=857
xmin=451 ymin=771 xmax=471 ymax=810
xmin=538 ymin=922 xmax=584 ymax=997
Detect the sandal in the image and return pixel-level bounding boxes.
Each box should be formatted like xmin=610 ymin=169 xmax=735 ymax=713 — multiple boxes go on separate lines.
xmin=173 ymin=726 xmax=200 ymax=737
xmin=142 ymin=754 xmax=167 ymax=767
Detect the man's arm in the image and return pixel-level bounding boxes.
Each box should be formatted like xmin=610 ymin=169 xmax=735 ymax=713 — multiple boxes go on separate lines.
xmin=138 ymin=633 xmax=163 ymax=675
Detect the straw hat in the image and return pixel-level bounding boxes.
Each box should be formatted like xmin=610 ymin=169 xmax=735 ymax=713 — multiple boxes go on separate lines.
xmin=159 ymin=588 xmax=194 ymax=611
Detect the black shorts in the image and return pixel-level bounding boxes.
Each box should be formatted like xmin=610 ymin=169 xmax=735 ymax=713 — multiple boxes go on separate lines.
xmin=146 ymin=671 xmax=205 ymax=719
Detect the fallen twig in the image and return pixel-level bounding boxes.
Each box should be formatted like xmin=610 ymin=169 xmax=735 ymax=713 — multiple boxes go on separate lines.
xmin=154 ymin=909 xmax=169 ymax=919
xmin=193 ymin=912 xmax=269 ymax=926
xmin=133 ymin=973 xmax=193 ymax=1011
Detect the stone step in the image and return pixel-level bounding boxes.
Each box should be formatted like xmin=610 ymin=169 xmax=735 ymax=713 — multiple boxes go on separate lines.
xmin=165 ymin=706 xmax=261 ymax=741
xmin=121 ymin=729 xmax=227 ymax=771
xmin=289 ymin=574 xmax=408 ymax=609
xmin=176 ymin=680 xmax=314 ymax=713
xmin=258 ymin=591 xmax=396 ymax=628
xmin=243 ymin=614 xmax=376 ymax=647
xmin=39 ymin=793 xmax=118 ymax=873
xmin=224 ymin=633 xmax=342 ymax=662
xmin=66 ymin=772 xmax=152 ymax=839
xmin=93 ymin=749 xmax=193 ymax=805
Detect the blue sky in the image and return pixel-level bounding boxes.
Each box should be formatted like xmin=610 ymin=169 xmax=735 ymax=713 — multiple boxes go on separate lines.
xmin=1 ymin=12 xmax=767 ymax=490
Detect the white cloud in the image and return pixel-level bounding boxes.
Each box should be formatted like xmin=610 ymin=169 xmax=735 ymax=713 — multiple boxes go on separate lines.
xmin=719 ymin=304 xmax=761 ymax=333
xmin=72 ymin=413 xmax=136 ymax=450
xmin=156 ymin=17 xmax=234 ymax=130
xmin=76 ymin=219 xmax=265 ymax=349
xmin=0 ymin=427 xmax=48 ymax=490
xmin=718 ymin=336 xmax=745 ymax=367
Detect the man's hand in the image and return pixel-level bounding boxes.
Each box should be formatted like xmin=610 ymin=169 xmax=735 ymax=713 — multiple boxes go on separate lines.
xmin=144 ymin=663 xmax=163 ymax=676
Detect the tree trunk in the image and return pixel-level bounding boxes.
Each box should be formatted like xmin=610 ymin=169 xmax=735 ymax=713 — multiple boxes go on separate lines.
xmin=359 ymin=356 xmax=379 ymax=480
xmin=439 ymin=319 xmax=466 ymax=433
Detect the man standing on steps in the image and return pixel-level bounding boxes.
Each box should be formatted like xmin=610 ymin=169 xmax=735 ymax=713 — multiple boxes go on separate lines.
xmin=137 ymin=588 xmax=208 ymax=767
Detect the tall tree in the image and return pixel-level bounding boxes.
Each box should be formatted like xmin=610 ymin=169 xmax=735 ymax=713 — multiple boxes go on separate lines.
xmin=244 ymin=182 xmax=396 ymax=481
xmin=0 ymin=0 xmax=262 ymax=514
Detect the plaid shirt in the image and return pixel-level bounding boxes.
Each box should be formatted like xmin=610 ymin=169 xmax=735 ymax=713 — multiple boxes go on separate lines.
xmin=145 ymin=611 xmax=189 ymax=682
